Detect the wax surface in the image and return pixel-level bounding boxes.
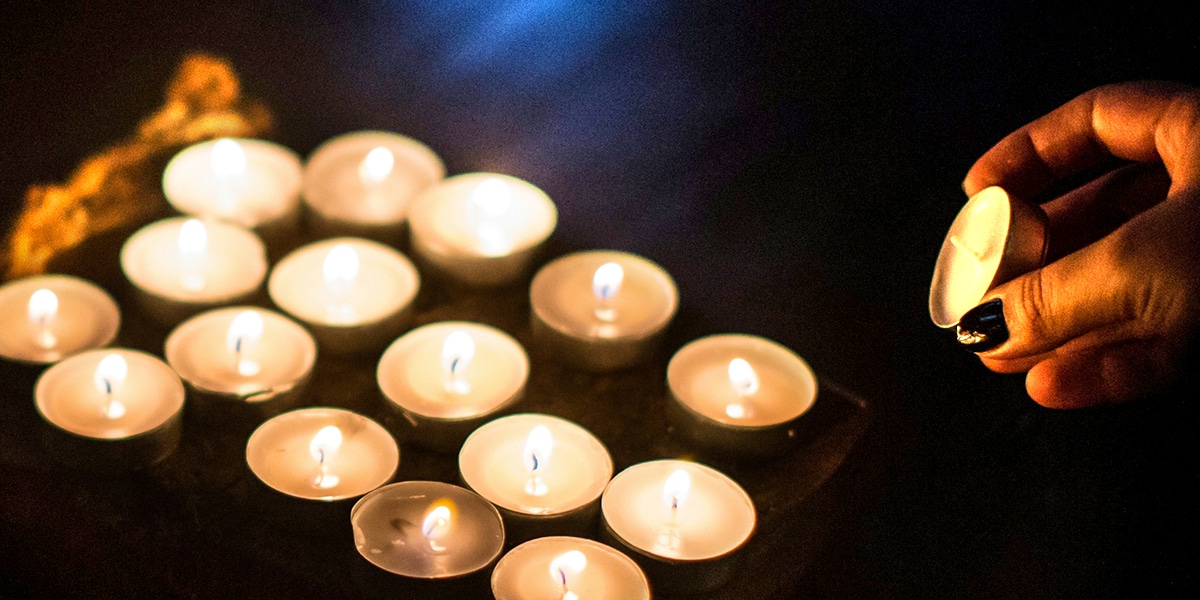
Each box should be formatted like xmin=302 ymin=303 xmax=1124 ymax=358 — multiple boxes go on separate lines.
xmin=460 ymin=414 xmax=612 ymax=515
xmin=163 ymin=138 xmax=302 ymax=228
xmin=531 ymin=250 xmax=677 ymax=339
xmin=491 ymin=536 xmax=650 ymax=600
xmin=929 ymin=186 xmax=1010 ymax=327
xmin=303 ymin=130 xmax=444 ymax=224
xmin=0 ymin=275 xmax=120 ymax=364
xmin=668 ymin=334 xmax=817 ymax=427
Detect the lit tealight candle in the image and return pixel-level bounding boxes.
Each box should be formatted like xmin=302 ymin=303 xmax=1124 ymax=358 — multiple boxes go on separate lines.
xmin=351 ymin=481 xmax=505 ymax=594
xmin=303 ymin=130 xmax=445 ymax=241
xmin=268 ymin=237 xmax=420 ymax=354
xmin=34 ymin=348 xmax=185 ymax=470
xmin=163 ymin=137 xmax=303 ymax=230
xmin=491 ymin=536 xmax=651 ymax=600
xmin=600 ymin=459 xmax=756 ymax=595
xmin=164 ymin=307 xmax=317 ymax=420
xmin=666 ymin=334 xmax=818 ymax=456
xmin=530 ymin=250 xmax=678 ymax=371
xmin=246 ymin=407 xmax=399 ymax=502
xmin=408 ymin=173 xmax=557 ymax=286
xmin=0 ymin=275 xmax=120 ymax=365
xmin=377 ymin=322 xmax=528 ymax=452
xmin=459 ymin=414 xmax=613 ymax=543
xmin=120 ymin=217 xmax=268 ymax=324
xmin=929 ymin=186 xmax=1048 ymax=328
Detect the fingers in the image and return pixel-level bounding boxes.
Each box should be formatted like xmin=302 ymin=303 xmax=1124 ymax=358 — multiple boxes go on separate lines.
xmin=1024 ymin=338 xmax=1175 ymax=408
xmin=963 ymin=81 xmax=1200 ymax=199
xmin=1041 ymin=162 xmax=1170 ymax=260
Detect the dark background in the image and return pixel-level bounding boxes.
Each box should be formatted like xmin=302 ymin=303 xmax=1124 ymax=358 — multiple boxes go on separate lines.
xmin=2 ymin=1 xmax=1198 ymax=598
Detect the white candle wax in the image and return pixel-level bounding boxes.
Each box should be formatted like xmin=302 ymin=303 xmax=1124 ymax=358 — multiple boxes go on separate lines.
xmin=302 ymin=130 xmax=444 ymax=231
xmin=929 ymin=186 xmax=1048 ymax=327
xmin=35 ymin=348 xmax=184 ymax=440
xmin=121 ymin=217 xmax=267 ymax=322
xmin=459 ymin=414 xmax=613 ymax=517
xmin=163 ymin=137 xmax=303 ymax=228
xmin=0 ymin=275 xmax=120 ymax=365
xmin=408 ymin=173 xmax=557 ymax=286
xmin=491 ymin=536 xmax=651 ymax=600
xmin=164 ymin=306 xmax=316 ymax=401
xmin=351 ymin=481 xmax=506 ymax=579
xmin=268 ymin=237 xmax=420 ymax=354
xmin=601 ymin=459 xmax=755 ymax=562
xmin=246 ymin=407 xmax=399 ymax=501
xmin=377 ymin=321 xmax=528 ymax=421
xmin=530 ymin=250 xmax=678 ymax=371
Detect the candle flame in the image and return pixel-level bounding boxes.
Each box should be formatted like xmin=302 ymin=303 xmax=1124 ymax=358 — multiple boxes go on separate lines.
xmin=440 ymin=330 xmax=476 ymax=395
xmin=94 ymin=353 xmax=128 ymax=419
xmin=592 ymin=262 xmax=624 ymax=302
xmin=210 ymin=138 xmax=247 ymax=179
xmin=523 ymin=425 xmax=553 ymax=497
xmin=471 ymin=178 xmax=512 ymax=217
xmin=323 ymin=243 xmax=360 ymax=292
xmin=728 ymin=358 xmax=759 ymax=396
xmin=663 ymin=469 xmax=691 ymax=512
xmin=226 ymin=310 xmax=264 ymax=376
xmin=27 ymin=288 xmax=59 ymax=323
xmin=309 ymin=425 xmax=344 ymax=489
xmin=359 ymin=146 xmax=395 ymax=185
xmin=178 ymin=218 xmax=208 ymax=254
xmin=549 ymin=550 xmax=587 ymax=599
xmin=421 ymin=502 xmax=454 ymax=552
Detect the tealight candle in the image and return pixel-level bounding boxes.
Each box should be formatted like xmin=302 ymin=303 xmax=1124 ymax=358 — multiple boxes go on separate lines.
xmin=377 ymin=321 xmax=528 ymax=452
xmin=163 ymin=137 xmax=303 ymax=230
xmin=929 ymin=185 xmax=1048 ymax=328
xmin=351 ymin=481 xmax=505 ymax=598
xmin=120 ymin=216 xmax=268 ymax=324
xmin=268 ymin=237 xmax=420 ymax=354
xmin=530 ymin=250 xmax=678 ymax=371
xmin=600 ymin=459 xmax=756 ymax=594
xmin=491 ymin=536 xmax=651 ymax=600
xmin=34 ymin=348 xmax=185 ymax=470
xmin=0 ymin=274 xmax=120 ymax=366
xmin=246 ymin=407 xmax=399 ymax=502
xmin=165 ymin=306 xmax=317 ymax=422
xmin=666 ymin=334 xmax=818 ymax=456
xmin=303 ymin=130 xmax=445 ymax=241
xmin=407 ymin=173 xmax=557 ymax=286
xmin=459 ymin=414 xmax=613 ymax=543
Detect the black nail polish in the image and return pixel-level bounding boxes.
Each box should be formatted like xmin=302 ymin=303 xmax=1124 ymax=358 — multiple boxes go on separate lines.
xmin=955 ymin=299 xmax=1008 ymax=353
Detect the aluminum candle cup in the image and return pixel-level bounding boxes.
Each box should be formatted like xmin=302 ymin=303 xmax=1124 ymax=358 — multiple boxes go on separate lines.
xmin=929 ymin=186 xmax=1048 ymax=328
xmin=120 ymin=217 xmax=268 ymax=324
xmin=34 ymin=348 xmax=185 ymax=471
xmin=0 ymin=275 xmax=120 ymax=366
xmin=407 ymin=173 xmax=557 ymax=287
xmin=530 ymin=250 xmax=678 ymax=372
xmin=165 ymin=307 xmax=317 ymax=425
xmin=600 ymin=459 xmax=756 ymax=595
xmin=491 ymin=536 xmax=651 ymax=600
xmin=246 ymin=407 xmax=399 ymax=532
xmin=377 ymin=322 xmax=528 ymax=453
xmin=303 ymin=130 xmax=444 ymax=242
xmin=459 ymin=414 xmax=613 ymax=544
xmin=268 ymin=238 xmax=420 ymax=355
xmin=666 ymin=334 xmax=818 ymax=457
xmin=351 ymin=481 xmax=505 ymax=598
xmin=163 ymin=137 xmax=303 ymax=231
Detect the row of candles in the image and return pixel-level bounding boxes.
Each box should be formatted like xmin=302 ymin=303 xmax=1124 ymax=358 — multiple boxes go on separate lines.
xmin=0 ymin=131 xmax=820 ymax=598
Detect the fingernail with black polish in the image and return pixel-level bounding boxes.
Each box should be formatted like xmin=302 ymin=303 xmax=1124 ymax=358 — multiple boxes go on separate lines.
xmin=956 ymin=299 xmax=1008 ymax=353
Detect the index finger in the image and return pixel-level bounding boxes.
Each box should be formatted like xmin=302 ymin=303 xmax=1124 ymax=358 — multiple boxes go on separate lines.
xmin=963 ymin=81 xmax=1200 ymax=200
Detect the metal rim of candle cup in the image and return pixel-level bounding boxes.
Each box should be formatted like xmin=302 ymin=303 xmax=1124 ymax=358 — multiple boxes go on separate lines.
xmin=929 ymin=186 xmax=1049 ymax=328
xmin=490 ymin=536 xmax=652 ymax=600
xmin=163 ymin=137 xmax=303 ymax=229
xmin=246 ymin=406 xmax=400 ymax=502
xmin=665 ymin=333 xmax=819 ymax=457
xmin=0 ymin=274 xmax=121 ymax=366
xmin=407 ymin=172 xmax=558 ymax=287
xmin=529 ymin=250 xmax=679 ymax=372
xmin=377 ymin=322 xmax=529 ymax=453
xmin=302 ymin=130 xmax=446 ymax=227
xmin=350 ymin=480 xmax=507 ymax=580
xmin=33 ymin=348 xmax=186 ymax=471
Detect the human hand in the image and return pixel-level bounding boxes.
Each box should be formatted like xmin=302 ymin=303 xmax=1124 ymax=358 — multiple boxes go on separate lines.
xmin=957 ymin=81 xmax=1200 ymax=408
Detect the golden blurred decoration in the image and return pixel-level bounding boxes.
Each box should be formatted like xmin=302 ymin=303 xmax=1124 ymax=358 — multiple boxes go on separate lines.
xmin=3 ymin=53 xmax=273 ymax=279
